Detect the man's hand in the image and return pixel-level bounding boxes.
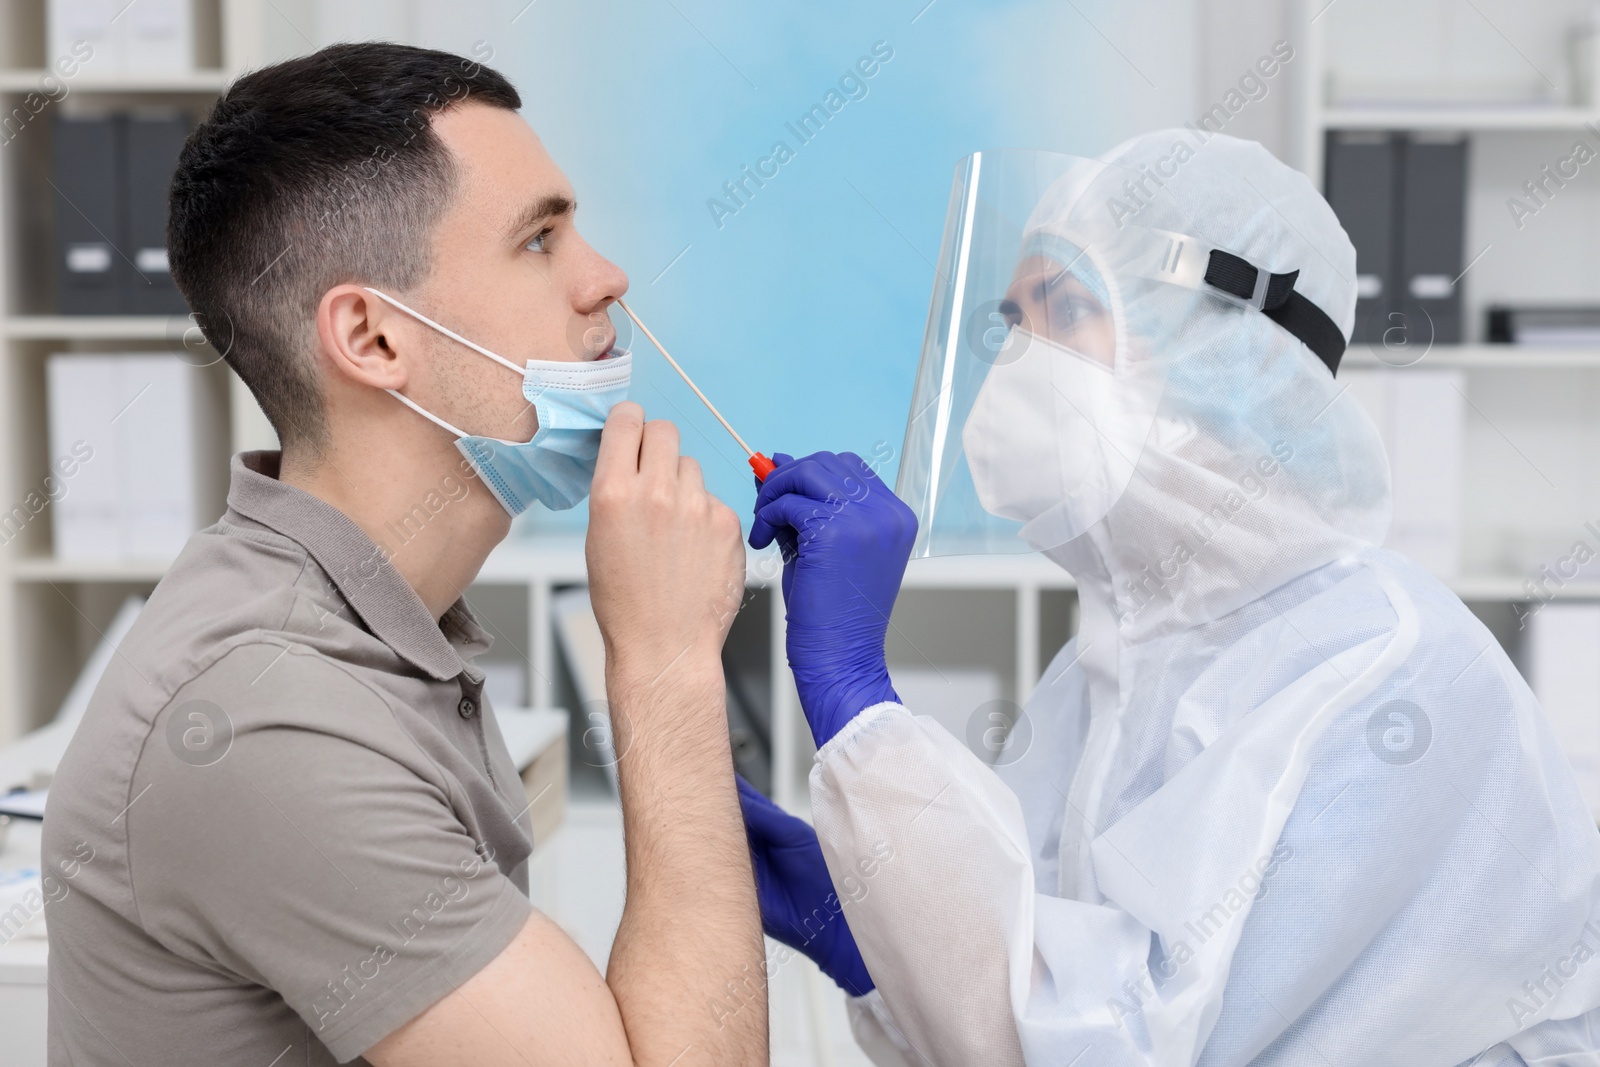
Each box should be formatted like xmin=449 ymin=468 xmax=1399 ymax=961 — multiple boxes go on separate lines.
xmin=587 ymin=401 xmax=745 ymax=690
xmin=367 ymin=407 xmax=766 ymax=1067
xmin=584 ymin=401 xmax=766 ymax=1065
xmin=370 ymin=405 xmax=766 ymax=1067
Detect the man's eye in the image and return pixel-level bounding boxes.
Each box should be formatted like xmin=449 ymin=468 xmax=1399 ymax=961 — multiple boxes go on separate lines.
xmin=526 ymin=227 xmax=554 ymax=253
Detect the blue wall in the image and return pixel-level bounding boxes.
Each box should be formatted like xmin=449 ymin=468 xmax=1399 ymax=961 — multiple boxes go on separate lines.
xmin=494 ymin=0 xmax=1190 ymax=532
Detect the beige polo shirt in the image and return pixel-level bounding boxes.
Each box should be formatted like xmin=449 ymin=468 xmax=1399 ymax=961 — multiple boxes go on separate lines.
xmin=43 ymin=452 xmax=537 ymax=1065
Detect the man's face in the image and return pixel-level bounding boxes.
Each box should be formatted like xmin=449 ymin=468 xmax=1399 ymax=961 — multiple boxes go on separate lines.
xmin=401 ymin=103 xmax=628 ymax=444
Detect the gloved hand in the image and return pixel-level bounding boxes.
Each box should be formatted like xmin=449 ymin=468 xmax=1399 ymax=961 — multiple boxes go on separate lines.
xmin=748 ymin=452 xmax=917 ymax=746
xmin=737 ymin=775 xmax=873 ymax=996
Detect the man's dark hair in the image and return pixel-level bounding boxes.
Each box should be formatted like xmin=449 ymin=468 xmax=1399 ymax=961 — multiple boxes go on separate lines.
xmin=169 ymin=42 xmax=521 ymax=450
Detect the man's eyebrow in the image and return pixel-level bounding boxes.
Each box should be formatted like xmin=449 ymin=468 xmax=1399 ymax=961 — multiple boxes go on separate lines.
xmin=508 ymin=194 xmax=575 ymax=238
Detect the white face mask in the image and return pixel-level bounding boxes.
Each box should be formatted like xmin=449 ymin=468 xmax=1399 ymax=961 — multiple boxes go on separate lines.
xmin=962 ymin=328 xmax=1160 ymax=550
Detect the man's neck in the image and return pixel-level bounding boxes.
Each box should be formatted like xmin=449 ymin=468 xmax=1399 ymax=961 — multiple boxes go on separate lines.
xmin=280 ymin=438 xmax=509 ymax=621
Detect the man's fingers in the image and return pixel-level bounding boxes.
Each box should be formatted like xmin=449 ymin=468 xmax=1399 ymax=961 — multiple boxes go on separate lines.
xmin=639 ymin=419 xmax=681 ymax=482
xmin=594 ymin=401 xmax=646 ymax=481
xmin=677 ymin=455 xmax=705 ymax=494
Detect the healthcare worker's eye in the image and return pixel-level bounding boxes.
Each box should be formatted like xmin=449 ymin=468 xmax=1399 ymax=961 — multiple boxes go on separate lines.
xmin=525 ymin=226 xmax=554 ymax=254
xmin=1041 ymin=292 xmax=1104 ymax=337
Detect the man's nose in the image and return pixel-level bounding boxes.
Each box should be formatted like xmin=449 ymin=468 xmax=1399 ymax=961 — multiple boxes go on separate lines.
xmin=575 ymin=240 xmax=629 ymax=314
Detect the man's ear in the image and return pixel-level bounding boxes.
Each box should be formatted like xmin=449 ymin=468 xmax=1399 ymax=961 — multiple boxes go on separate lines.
xmin=317 ymin=285 xmax=412 ymax=391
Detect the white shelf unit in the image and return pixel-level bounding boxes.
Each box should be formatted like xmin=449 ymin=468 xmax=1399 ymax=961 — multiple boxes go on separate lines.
xmin=463 ymin=541 xmax=1078 ymax=808
xmin=0 ymin=523 xmax=1082 ymax=810
xmin=1289 ymin=0 xmax=1600 ymax=179
xmin=1342 ymin=345 xmax=1600 ymax=370
xmin=1287 ymin=0 xmax=1600 ymax=662
xmin=3 ymin=315 xmax=203 ymax=339
xmin=0 ymin=69 xmax=232 ymax=92
xmin=0 ymin=0 xmax=277 ymax=745
xmin=1317 ymin=107 xmax=1600 ymax=133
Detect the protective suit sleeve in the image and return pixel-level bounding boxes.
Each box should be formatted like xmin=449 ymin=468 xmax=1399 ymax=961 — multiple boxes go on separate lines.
xmin=806 ymin=701 xmax=1243 ymax=1067
xmin=846 ymin=990 xmax=923 ymax=1067
xmin=810 ymin=702 xmax=1033 ymax=1067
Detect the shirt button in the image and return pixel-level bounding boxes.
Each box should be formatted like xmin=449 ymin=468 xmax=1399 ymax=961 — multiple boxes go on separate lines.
xmin=458 ymin=698 xmax=477 ymax=719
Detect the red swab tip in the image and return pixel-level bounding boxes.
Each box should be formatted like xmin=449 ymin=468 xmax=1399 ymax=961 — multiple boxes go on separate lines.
xmin=749 ymin=452 xmax=777 ymax=481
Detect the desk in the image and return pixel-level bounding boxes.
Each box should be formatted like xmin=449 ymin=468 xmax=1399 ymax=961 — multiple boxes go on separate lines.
xmin=0 ymin=818 xmax=49 ymax=1066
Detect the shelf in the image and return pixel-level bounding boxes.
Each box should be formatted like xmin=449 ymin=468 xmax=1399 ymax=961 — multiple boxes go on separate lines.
xmin=903 ymin=552 xmax=1077 ymax=588
xmin=3 ymin=316 xmax=198 ymax=341
xmin=1320 ymin=106 xmax=1600 ymax=131
xmin=477 ymin=539 xmax=589 ymax=583
xmin=484 ymin=538 xmax=1080 ymax=588
xmin=10 ymin=557 xmax=168 ymax=582
xmin=9 ymin=545 xmax=597 ymax=586
xmin=14 ymin=543 xmax=1599 ymax=602
xmin=1453 ymin=575 xmax=1600 ymax=601
xmin=0 ymin=69 xmax=229 ymax=93
xmin=9 ymin=541 xmax=1079 ymax=589
xmin=1342 ymin=345 xmax=1600 ymax=370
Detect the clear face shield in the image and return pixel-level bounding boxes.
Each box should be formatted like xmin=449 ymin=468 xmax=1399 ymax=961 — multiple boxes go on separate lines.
xmin=896 ymin=149 xmax=1220 ymax=557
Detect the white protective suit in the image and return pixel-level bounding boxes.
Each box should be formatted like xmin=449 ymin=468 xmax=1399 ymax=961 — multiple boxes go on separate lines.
xmin=814 ymin=132 xmax=1600 ymax=1066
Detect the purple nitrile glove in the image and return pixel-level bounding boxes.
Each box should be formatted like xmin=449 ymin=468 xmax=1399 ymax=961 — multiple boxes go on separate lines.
xmin=737 ymin=776 xmax=873 ymax=996
xmin=748 ymin=451 xmax=917 ymax=747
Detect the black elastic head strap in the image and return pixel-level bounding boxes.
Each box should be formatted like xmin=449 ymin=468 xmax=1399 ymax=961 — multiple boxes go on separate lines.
xmin=1202 ymin=249 xmax=1346 ymax=377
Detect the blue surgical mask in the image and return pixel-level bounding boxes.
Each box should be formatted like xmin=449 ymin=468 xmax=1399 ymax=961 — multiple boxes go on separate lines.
xmin=364 ymin=287 xmax=632 ymax=515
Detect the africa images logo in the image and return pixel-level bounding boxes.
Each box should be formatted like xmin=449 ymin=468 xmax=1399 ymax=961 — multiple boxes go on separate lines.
xmin=164 ymin=699 xmax=233 ymax=767
xmin=1365 ymin=699 xmax=1431 ymax=767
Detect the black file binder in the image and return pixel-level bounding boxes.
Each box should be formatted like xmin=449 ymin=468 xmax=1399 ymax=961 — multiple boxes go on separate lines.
xmin=1396 ymin=135 xmax=1468 ymax=345
xmin=1486 ymin=306 xmax=1600 ymax=345
xmin=52 ymin=114 xmax=125 ymax=315
xmin=124 ymin=113 xmax=191 ymax=315
xmin=1324 ymin=131 xmax=1398 ymax=345
xmin=1325 ymin=132 xmax=1468 ymax=348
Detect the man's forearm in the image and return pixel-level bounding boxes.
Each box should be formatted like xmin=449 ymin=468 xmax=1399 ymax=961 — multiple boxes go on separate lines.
xmin=605 ymin=659 xmax=767 ymax=1065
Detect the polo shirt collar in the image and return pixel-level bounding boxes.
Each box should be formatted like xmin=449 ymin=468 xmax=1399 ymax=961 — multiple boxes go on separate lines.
xmin=226 ymin=451 xmax=476 ymax=682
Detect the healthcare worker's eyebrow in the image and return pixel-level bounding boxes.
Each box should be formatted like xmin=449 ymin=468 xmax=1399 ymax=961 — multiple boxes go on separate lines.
xmin=508 ymin=194 xmax=575 ymax=238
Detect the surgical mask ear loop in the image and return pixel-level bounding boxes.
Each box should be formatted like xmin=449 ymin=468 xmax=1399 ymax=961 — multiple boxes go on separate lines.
xmin=387 ymin=387 xmax=469 ymax=439
xmin=362 ymin=287 xmax=527 ymax=375
xmin=366 ymin=286 xmax=524 ymax=441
